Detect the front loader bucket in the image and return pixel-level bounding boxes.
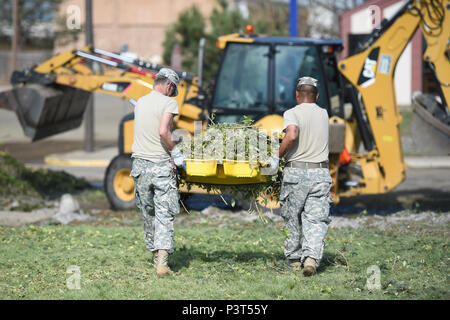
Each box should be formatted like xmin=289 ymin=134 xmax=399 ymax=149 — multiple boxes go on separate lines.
xmin=411 ymin=93 xmax=450 ymax=156
xmin=0 ymin=84 xmax=91 ymax=141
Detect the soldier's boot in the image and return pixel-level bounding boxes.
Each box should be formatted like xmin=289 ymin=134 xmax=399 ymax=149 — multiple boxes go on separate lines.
xmin=288 ymin=259 xmax=302 ymax=272
xmin=156 ymin=249 xmax=173 ymax=278
xmin=152 ymin=250 xmax=158 ymax=267
xmin=303 ymin=257 xmax=317 ymax=277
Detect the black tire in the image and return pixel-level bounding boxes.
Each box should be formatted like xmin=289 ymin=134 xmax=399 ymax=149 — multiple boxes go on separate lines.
xmin=104 ymin=154 xmax=136 ymax=210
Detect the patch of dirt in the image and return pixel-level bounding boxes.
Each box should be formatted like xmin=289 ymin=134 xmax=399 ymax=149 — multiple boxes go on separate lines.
xmin=329 ymin=210 xmax=450 ymax=231
xmin=176 ymin=205 xmax=283 ymax=227
xmin=175 ymin=206 xmax=450 ymax=233
xmin=0 ymin=209 xmax=56 ymax=227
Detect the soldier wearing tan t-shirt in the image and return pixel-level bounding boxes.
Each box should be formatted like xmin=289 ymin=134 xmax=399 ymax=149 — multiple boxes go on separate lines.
xmin=130 ymin=68 xmax=185 ymax=278
xmin=282 ymin=102 xmax=329 ymax=164
xmin=132 ymin=90 xmax=179 ymax=162
xmin=274 ymin=76 xmax=333 ymax=277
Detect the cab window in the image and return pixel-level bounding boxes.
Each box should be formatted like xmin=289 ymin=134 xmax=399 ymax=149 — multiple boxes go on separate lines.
xmin=274 ymin=45 xmax=327 ymax=111
xmin=213 ymin=43 xmax=269 ymax=111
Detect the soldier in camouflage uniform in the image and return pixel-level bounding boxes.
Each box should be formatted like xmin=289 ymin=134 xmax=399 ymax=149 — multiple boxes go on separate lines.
xmin=130 ymin=68 xmax=185 ymax=278
xmin=268 ymin=76 xmax=333 ymax=276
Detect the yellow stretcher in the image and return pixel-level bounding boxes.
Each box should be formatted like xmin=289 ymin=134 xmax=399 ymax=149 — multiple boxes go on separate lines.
xmin=183 ymin=159 xmax=268 ymax=185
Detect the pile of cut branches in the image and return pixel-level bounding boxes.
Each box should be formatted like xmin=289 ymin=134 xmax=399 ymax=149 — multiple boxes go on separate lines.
xmin=0 ymin=151 xmax=91 ymax=198
xmin=178 ymin=116 xmax=284 ymax=215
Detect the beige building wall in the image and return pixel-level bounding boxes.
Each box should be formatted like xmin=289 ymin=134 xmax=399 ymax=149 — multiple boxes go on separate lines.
xmin=56 ymin=0 xmax=217 ymax=60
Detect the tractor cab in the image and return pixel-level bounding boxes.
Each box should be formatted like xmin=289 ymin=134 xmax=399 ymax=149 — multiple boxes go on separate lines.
xmin=210 ymin=33 xmax=344 ymax=125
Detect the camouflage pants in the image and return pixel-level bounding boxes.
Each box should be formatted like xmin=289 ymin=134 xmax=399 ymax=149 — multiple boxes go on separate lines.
xmin=280 ymin=167 xmax=333 ymax=268
xmin=130 ymin=158 xmax=180 ymax=254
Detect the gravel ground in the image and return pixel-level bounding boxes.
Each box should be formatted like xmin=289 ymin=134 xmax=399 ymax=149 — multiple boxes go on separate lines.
xmin=329 ymin=210 xmax=450 ymax=230
xmin=1 ymin=193 xmax=449 ymax=230
xmin=2 ymin=197 xmax=448 ymax=232
xmin=175 ymin=205 xmax=450 ymax=232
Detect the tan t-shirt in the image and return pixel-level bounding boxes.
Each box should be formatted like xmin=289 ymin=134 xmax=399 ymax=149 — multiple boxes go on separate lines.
xmin=283 ymin=102 xmax=329 ymax=163
xmin=131 ymin=91 xmax=179 ymax=162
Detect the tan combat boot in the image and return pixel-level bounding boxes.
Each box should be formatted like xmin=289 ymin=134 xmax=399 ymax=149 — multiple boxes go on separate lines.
xmin=155 ymin=249 xmax=173 ymax=278
xmin=289 ymin=259 xmax=302 ymax=272
xmin=152 ymin=250 xmax=158 ymax=267
xmin=303 ymin=257 xmax=317 ymax=277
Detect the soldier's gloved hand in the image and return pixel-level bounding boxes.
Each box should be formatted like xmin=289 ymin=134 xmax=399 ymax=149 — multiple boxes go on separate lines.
xmin=171 ymin=147 xmax=185 ymax=167
xmin=268 ymin=156 xmax=279 ymax=168
xmin=266 ymin=156 xmax=279 ymax=175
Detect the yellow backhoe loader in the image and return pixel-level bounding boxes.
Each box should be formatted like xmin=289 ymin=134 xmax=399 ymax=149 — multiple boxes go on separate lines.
xmin=0 ymin=0 xmax=448 ymax=210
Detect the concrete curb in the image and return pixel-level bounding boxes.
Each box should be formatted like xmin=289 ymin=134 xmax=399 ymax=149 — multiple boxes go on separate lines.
xmin=404 ymin=156 xmax=450 ymax=169
xmin=44 ymin=147 xmax=116 ymax=168
xmin=44 ymin=156 xmax=110 ymax=167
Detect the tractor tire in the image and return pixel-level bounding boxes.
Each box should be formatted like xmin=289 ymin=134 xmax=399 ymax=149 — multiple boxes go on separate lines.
xmin=104 ymin=154 xmax=136 ymax=210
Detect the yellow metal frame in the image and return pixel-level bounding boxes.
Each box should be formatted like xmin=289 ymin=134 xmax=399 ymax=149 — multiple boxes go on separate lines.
xmin=421 ymin=0 xmax=450 ymax=111
xmin=185 ymin=159 xmax=218 ymax=177
xmin=184 ymin=165 xmax=268 ymax=185
xmin=223 ymin=160 xmax=260 ymax=178
xmin=33 ymin=46 xmax=203 ymax=136
xmin=184 ymin=158 xmax=269 ymax=184
xmin=338 ymin=0 xmax=449 ymax=195
xmin=32 ymin=46 xmax=204 ymax=157
xmin=216 ymin=33 xmax=255 ymax=49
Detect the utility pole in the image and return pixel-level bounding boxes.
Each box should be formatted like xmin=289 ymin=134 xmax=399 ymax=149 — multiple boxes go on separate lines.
xmin=12 ymin=0 xmax=19 ymax=71
xmin=84 ymin=0 xmax=95 ymax=152
xmin=289 ymin=0 xmax=298 ymax=37
xmin=197 ymin=38 xmax=205 ymax=90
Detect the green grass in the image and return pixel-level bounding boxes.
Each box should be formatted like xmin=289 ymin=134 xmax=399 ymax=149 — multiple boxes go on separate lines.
xmin=0 ymin=216 xmax=448 ymax=300
xmin=400 ymin=110 xmax=413 ymax=137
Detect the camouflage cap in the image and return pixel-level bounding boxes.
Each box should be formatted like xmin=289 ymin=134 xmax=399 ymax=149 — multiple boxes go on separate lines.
xmin=156 ymin=68 xmax=180 ymax=97
xmin=296 ymin=76 xmax=318 ymax=89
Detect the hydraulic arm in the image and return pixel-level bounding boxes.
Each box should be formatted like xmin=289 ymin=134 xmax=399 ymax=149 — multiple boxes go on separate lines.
xmin=0 ymin=46 xmax=202 ymax=141
xmin=338 ymin=0 xmax=449 ymax=195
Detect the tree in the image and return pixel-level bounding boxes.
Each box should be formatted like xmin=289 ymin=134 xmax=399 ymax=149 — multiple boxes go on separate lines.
xmin=203 ymin=0 xmax=248 ymax=80
xmin=0 ymin=0 xmax=64 ymax=49
xmin=162 ymin=5 xmax=207 ymax=77
xmin=246 ymin=0 xmax=312 ymax=37
xmin=163 ymin=0 xmax=308 ymax=83
xmin=162 ymin=0 xmax=247 ymax=81
xmin=163 ymin=0 xmax=365 ymax=81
